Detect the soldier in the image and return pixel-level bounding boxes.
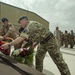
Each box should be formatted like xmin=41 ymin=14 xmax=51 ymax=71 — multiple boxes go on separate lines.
xmin=64 ymin=30 xmax=69 ymax=48
xmin=0 ymin=18 xmax=18 ymax=49
xmin=1 ymin=16 xmax=71 ymax=75
xmin=61 ymin=32 xmax=64 ymax=46
xmin=69 ymin=30 xmax=74 ymax=48
xmin=54 ymin=27 xmax=61 ymax=48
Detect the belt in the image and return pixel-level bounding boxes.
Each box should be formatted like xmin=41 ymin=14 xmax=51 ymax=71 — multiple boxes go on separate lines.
xmin=40 ymin=32 xmax=54 ymax=44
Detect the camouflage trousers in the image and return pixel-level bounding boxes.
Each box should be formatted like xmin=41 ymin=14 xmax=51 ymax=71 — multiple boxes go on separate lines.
xmin=64 ymin=40 xmax=69 ymax=48
xmin=69 ymin=39 xmax=74 ymax=48
xmin=55 ymin=38 xmax=61 ymax=49
xmin=35 ymin=37 xmax=71 ymax=75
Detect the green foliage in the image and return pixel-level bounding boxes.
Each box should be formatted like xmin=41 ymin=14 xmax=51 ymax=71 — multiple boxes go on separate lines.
xmin=12 ymin=53 xmax=34 ymax=66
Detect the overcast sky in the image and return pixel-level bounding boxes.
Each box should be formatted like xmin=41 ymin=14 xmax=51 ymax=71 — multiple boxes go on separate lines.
xmin=0 ymin=0 xmax=75 ymax=33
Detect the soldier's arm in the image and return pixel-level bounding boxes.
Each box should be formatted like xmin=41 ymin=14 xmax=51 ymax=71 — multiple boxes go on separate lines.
xmin=9 ymin=37 xmax=25 ymax=46
xmin=1 ymin=36 xmax=25 ymax=49
xmin=1 ymin=30 xmax=29 ymax=49
xmin=9 ymin=31 xmax=29 ymax=46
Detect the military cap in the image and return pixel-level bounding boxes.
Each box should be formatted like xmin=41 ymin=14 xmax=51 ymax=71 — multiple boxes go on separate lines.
xmin=18 ymin=16 xmax=28 ymax=23
xmin=1 ymin=18 xmax=8 ymax=22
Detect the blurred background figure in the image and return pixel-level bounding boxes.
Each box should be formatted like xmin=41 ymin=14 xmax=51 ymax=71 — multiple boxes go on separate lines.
xmin=64 ymin=30 xmax=69 ymax=48
xmin=61 ymin=32 xmax=64 ymax=46
xmin=54 ymin=27 xmax=61 ymax=48
xmin=69 ymin=30 xmax=74 ymax=48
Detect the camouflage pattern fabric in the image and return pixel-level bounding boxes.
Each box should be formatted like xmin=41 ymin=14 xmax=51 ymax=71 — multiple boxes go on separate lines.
xmin=20 ymin=21 xmax=71 ymax=75
xmin=54 ymin=29 xmax=61 ymax=48
xmin=0 ymin=23 xmax=17 ymax=39
xmin=69 ymin=33 xmax=74 ymax=48
xmin=64 ymin=33 xmax=69 ymax=48
xmin=0 ymin=23 xmax=18 ymax=50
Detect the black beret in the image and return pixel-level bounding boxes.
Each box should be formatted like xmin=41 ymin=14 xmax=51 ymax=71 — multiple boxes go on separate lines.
xmin=18 ymin=16 xmax=28 ymax=23
xmin=1 ymin=18 xmax=8 ymax=22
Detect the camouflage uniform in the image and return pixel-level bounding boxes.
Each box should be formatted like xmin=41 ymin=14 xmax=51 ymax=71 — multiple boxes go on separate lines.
xmin=61 ymin=32 xmax=64 ymax=46
xmin=0 ymin=23 xmax=18 ymax=49
xmin=54 ymin=29 xmax=61 ymax=48
xmin=0 ymin=23 xmax=17 ymax=38
xmin=20 ymin=21 xmax=71 ymax=75
xmin=69 ymin=31 xmax=74 ymax=48
xmin=64 ymin=31 xmax=69 ymax=48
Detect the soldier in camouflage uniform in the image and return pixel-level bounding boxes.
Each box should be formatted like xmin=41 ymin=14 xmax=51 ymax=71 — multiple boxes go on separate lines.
xmin=0 ymin=18 xmax=18 ymax=49
xmin=54 ymin=27 xmax=61 ymax=48
xmin=1 ymin=16 xmax=71 ymax=75
xmin=69 ymin=30 xmax=74 ymax=48
xmin=61 ymin=32 xmax=64 ymax=46
xmin=64 ymin=30 xmax=69 ymax=48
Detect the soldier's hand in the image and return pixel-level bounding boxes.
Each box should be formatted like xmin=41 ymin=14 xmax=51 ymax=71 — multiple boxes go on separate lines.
xmin=1 ymin=43 xmax=9 ymax=50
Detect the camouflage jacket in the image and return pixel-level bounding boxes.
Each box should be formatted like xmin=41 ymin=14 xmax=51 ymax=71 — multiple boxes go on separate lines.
xmin=0 ymin=23 xmax=17 ymax=39
xmin=20 ymin=21 xmax=50 ymax=43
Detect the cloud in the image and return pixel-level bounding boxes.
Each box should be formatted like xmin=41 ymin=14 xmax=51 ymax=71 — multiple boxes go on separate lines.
xmin=0 ymin=0 xmax=75 ymax=32
xmin=53 ymin=0 xmax=75 ymax=32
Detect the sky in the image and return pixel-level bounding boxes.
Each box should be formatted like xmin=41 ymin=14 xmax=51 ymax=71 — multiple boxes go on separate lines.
xmin=0 ymin=0 xmax=75 ymax=33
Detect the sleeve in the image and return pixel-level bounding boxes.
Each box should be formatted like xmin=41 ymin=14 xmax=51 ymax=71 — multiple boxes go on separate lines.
xmin=20 ymin=27 xmax=29 ymax=40
xmin=20 ymin=32 xmax=29 ymax=39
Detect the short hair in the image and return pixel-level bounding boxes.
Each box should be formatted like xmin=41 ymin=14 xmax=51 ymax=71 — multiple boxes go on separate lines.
xmin=18 ymin=16 xmax=28 ymax=23
xmin=1 ymin=18 xmax=8 ymax=22
xmin=65 ymin=30 xmax=67 ymax=33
